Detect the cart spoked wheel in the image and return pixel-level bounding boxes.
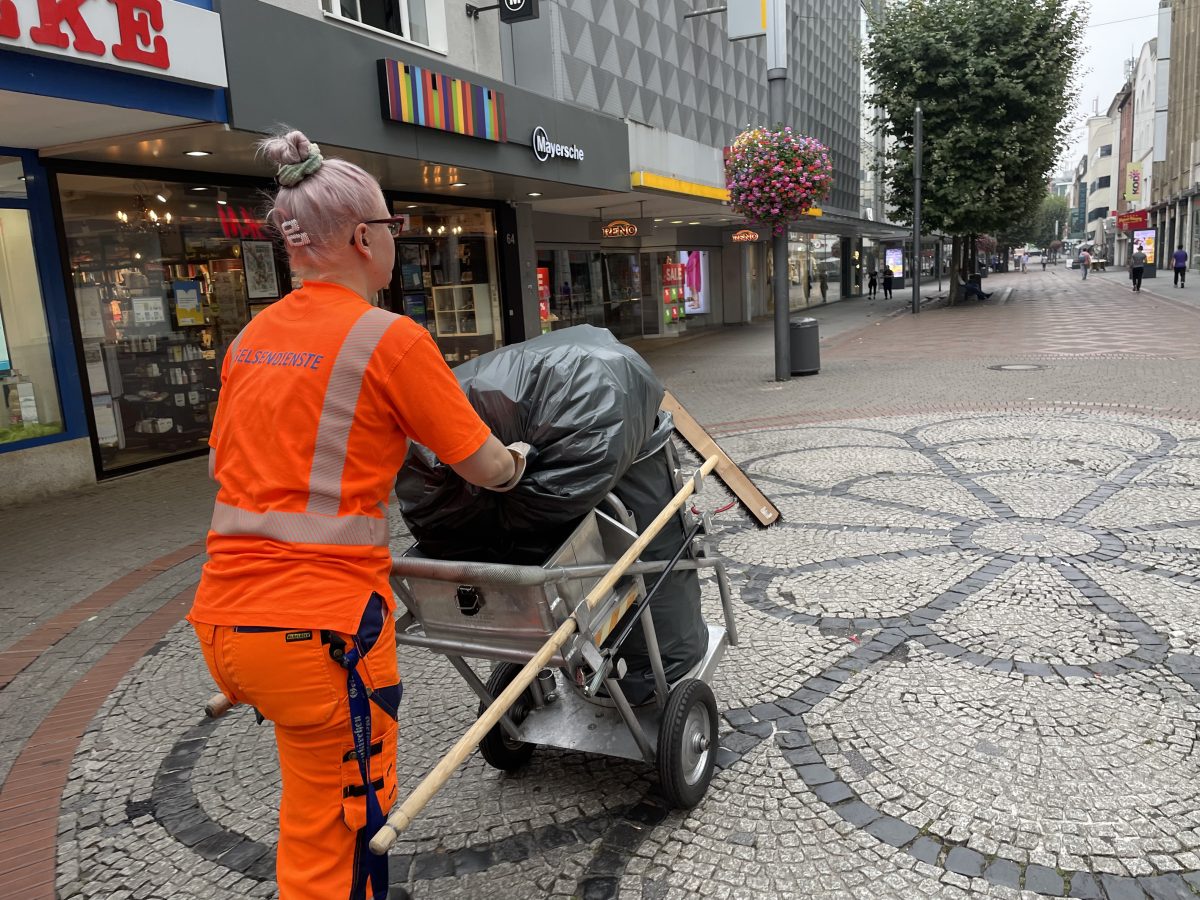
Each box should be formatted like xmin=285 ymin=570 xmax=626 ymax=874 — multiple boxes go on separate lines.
xmin=478 ymin=663 xmax=536 ymax=771
xmin=656 ymin=679 xmax=718 ymax=809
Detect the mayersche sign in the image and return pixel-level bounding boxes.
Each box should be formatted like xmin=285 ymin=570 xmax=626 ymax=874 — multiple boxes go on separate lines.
xmin=532 ymin=126 xmax=584 ymax=162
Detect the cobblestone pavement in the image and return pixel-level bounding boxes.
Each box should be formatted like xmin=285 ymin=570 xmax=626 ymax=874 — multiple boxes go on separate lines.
xmin=4 ymin=269 xmax=1200 ymax=900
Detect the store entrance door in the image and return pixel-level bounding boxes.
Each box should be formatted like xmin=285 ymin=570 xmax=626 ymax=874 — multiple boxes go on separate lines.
xmin=599 ymin=252 xmax=644 ymax=339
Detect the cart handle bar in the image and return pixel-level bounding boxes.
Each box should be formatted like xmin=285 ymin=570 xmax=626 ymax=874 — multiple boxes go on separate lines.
xmin=391 ymin=555 xmax=718 ymax=587
xmin=369 ymin=454 xmax=719 ymax=855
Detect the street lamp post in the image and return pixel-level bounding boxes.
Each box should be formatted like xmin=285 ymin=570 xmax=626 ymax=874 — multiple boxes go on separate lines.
xmin=767 ymin=0 xmax=790 ymax=380
xmin=912 ymin=106 xmax=923 ymax=315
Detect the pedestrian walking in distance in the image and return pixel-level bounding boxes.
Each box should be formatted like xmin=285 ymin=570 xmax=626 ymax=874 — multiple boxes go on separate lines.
xmin=1130 ymin=244 xmax=1147 ymax=293
xmin=882 ymin=267 xmax=894 ymax=299
xmin=189 ymin=127 xmax=533 ymax=900
xmin=1080 ymin=248 xmax=1091 ymax=280
xmin=1173 ymin=245 xmax=1188 ymax=287
xmin=867 ymin=269 xmax=878 ymax=299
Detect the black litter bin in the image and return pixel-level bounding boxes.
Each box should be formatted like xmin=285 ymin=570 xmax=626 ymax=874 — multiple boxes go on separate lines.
xmin=789 ymin=317 xmax=820 ymax=375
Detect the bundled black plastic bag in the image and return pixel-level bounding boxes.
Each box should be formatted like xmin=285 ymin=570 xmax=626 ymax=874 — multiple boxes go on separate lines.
xmin=395 ymin=325 xmax=663 ymax=562
xmin=610 ymin=414 xmax=709 ymax=705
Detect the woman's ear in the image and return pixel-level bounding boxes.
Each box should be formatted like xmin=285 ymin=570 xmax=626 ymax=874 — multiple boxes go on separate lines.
xmin=351 ymin=223 xmax=371 ymax=255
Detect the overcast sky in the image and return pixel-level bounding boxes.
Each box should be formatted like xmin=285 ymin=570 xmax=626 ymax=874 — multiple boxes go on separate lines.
xmin=1060 ymin=1 xmax=1159 ymax=169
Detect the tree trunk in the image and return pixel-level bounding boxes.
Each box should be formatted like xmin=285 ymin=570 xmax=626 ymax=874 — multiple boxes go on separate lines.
xmin=949 ymin=235 xmax=962 ymax=305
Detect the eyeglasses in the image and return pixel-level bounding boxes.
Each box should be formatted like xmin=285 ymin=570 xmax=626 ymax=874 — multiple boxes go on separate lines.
xmin=348 ymin=215 xmax=408 ymax=245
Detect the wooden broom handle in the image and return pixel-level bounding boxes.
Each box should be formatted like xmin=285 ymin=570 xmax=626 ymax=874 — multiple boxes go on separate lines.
xmin=369 ymin=454 xmax=719 ymax=855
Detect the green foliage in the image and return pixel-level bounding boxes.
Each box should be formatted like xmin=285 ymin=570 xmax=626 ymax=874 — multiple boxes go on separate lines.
xmin=865 ymin=0 xmax=1083 ymax=239
xmin=998 ymin=193 xmax=1071 ymax=248
xmin=1031 ymin=194 xmax=1071 ymax=247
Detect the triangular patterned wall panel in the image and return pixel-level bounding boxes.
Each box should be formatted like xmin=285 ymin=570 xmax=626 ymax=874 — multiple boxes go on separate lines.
xmin=524 ymin=0 xmax=863 ymax=211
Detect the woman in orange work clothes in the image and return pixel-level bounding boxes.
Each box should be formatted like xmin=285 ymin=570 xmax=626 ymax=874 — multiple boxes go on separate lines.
xmin=188 ymin=129 xmax=531 ymax=900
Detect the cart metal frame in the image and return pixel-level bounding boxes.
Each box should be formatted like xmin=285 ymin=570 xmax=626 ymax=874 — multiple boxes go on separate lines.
xmin=390 ymin=455 xmax=738 ymax=787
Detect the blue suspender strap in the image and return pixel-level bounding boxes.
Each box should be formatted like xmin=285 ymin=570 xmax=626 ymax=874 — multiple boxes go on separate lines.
xmin=334 ymin=593 xmax=391 ymax=900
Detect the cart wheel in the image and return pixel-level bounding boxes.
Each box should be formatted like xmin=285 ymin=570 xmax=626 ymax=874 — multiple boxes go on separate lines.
xmin=656 ymin=679 xmax=718 ymax=809
xmin=478 ymin=663 xmax=536 ymax=772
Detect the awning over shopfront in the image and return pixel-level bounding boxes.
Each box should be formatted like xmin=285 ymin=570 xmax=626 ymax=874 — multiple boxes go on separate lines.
xmin=0 ymin=0 xmax=227 ymax=148
xmin=209 ymin=0 xmax=632 ymax=206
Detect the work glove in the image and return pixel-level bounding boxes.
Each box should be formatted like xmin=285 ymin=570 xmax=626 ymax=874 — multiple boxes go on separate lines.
xmin=487 ymin=441 xmax=535 ymax=493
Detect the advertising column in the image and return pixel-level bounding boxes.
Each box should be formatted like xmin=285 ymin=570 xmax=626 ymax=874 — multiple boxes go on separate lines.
xmin=1118 ymin=211 xmax=1156 ymax=279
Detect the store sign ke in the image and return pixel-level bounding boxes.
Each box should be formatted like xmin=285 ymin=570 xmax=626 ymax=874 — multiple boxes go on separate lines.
xmin=0 ymin=0 xmax=227 ymax=88
xmin=532 ymin=126 xmax=584 ymax=162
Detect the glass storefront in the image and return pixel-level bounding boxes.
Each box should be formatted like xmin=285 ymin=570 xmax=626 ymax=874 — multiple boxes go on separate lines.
xmin=382 ymin=201 xmax=502 ymax=365
xmin=536 ymin=249 xmax=641 ymax=339
xmin=787 ymin=233 xmax=844 ymax=308
xmin=1 ymin=158 xmax=64 ymax=444
xmin=60 ymin=177 xmax=508 ymax=473
xmin=535 ymin=247 xmax=714 ymax=340
xmin=59 ymin=174 xmax=279 ymax=472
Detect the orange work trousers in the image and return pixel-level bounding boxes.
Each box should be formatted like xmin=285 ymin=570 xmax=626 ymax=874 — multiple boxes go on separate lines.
xmin=194 ymin=608 xmax=400 ymax=900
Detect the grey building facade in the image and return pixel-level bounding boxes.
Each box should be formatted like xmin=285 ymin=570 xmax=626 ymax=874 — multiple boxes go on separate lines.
xmin=1151 ymin=0 xmax=1199 ymax=273
xmin=500 ymin=0 xmax=901 ymax=334
xmin=504 ymin=0 xmax=863 ymax=215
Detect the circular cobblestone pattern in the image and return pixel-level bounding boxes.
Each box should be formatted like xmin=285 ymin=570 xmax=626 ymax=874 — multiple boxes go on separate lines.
xmin=965 ymin=521 xmax=1103 ymax=557
xmin=55 ymin=412 xmax=1200 ymax=899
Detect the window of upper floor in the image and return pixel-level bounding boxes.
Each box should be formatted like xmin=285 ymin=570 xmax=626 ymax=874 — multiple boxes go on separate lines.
xmin=1097 ymin=144 xmax=1113 ymax=158
xmin=1089 ymin=175 xmax=1112 ymax=194
xmin=321 ymin=0 xmax=438 ymax=51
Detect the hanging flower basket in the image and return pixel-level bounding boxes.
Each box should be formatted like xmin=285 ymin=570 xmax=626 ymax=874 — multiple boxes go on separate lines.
xmin=725 ymin=127 xmax=833 ymax=235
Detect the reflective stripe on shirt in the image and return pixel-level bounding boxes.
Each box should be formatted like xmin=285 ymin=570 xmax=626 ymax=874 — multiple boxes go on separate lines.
xmin=308 ymin=307 xmax=397 ymax=516
xmin=210 ymin=501 xmax=389 ymax=547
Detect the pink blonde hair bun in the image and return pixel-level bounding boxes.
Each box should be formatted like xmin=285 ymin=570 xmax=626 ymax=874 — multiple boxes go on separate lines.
xmin=257 ymin=126 xmax=386 ymax=273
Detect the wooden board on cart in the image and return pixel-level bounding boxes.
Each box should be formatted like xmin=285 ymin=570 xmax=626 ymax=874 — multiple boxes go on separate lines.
xmin=660 ymin=391 xmax=780 ymax=528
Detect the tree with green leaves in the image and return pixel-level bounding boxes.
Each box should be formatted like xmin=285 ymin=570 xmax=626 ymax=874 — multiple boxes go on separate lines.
xmin=864 ymin=0 xmax=1083 ymax=301
xmin=999 ymin=193 xmax=1071 ymax=252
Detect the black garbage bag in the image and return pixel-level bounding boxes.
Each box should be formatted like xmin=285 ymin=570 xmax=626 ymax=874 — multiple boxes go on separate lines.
xmin=395 ymin=325 xmax=663 ymax=562
xmin=610 ymin=415 xmax=708 ymax=705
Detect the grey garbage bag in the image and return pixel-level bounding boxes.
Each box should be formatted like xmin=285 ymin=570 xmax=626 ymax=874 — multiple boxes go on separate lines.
xmin=610 ymin=413 xmax=708 ymax=705
xmin=395 ymin=325 xmax=663 ymax=562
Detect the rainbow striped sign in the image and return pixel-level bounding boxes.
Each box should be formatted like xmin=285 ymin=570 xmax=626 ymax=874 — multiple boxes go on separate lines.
xmin=379 ymin=58 xmax=507 ymax=143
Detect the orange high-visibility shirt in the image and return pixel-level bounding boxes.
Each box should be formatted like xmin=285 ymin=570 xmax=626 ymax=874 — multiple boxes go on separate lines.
xmin=189 ymin=281 xmax=491 ymax=634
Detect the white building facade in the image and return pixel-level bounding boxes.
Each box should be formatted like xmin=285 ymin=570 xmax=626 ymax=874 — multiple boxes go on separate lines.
xmin=1085 ymin=115 xmax=1117 ymax=257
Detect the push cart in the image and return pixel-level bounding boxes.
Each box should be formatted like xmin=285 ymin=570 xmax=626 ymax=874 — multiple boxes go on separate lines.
xmin=388 ymin=448 xmax=738 ymax=812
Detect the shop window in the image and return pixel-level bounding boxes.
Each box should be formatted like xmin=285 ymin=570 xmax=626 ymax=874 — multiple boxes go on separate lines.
xmin=787 ymin=233 xmax=844 ymax=307
xmin=0 ymin=201 xmax=64 ymax=444
xmin=536 ymin=249 xmax=598 ymax=333
xmin=322 ymin=0 xmax=430 ymax=46
xmin=382 ymin=203 xmax=501 ymax=365
xmin=59 ymin=175 xmax=285 ymax=473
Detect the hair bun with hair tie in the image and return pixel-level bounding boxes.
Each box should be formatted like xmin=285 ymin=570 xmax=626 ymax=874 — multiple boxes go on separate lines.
xmin=276 ymin=142 xmax=324 ymax=187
